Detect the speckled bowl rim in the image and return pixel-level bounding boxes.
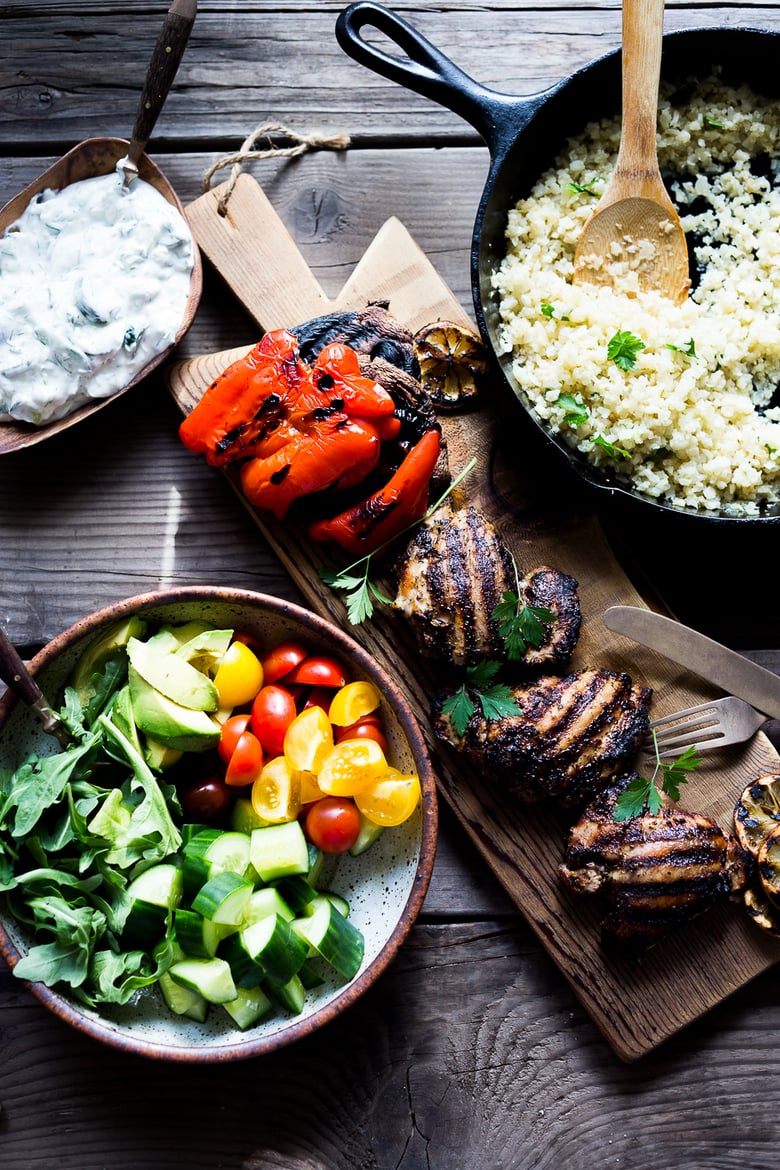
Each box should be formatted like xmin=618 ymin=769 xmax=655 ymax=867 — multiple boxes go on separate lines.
xmin=0 ymin=586 xmax=438 ymax=1062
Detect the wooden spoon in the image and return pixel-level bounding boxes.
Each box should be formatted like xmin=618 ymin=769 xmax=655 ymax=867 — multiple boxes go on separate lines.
xmin=0 ymin=0 xmax=201 ymax=457
xmin=572 ymin=0 xmax=690 ymax=303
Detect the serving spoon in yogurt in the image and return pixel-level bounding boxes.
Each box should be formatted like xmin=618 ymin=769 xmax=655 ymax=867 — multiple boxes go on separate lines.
xmin=0 ymin=0 xmax=201 ymax=456
xmin=572 ymin=0 xmax=690 ymax=304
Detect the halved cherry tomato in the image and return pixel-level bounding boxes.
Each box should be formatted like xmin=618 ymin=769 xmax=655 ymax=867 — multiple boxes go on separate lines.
xmin=232 ymin=630 xmax=265 ymax=655
xmin=251 ymin=755 xmax=301 ymax=822
xmin=335 ymin=719 xmax=388 ymax=754
xmin=297 ymin=770 xmax=324 ymax=804
xmin=283 ymin=706 xmax=334 ymax=773
xmin=328 ymin=680 xmax=381 ymax=727
xmin=214 ymin=641 xmax=265 ymax=708
xmin=302 ymin=686 xmax=335 ymax=714
xmin=284 ymin=655 xmax=349 ymax=689
xmin=250 ymin=685 xmax=297 ymax=757
xmin=218 ymin=713 xmax=251 ymax=765
xmin=261 ymin=640 xmax=308 ymax=684
xmin=305 ymin=797 xmax=361 ymax=854
xmin=316 ymin=738 xmax=387 ymax=797
xmin=225 ymin=729 xmax=264 ymax=787
xmin=355 ymin=768 xmax=421 ymax=826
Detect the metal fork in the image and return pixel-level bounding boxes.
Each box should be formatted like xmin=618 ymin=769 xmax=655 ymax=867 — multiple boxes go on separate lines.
xmin=641 ymin=696 xmax=767 ymax=759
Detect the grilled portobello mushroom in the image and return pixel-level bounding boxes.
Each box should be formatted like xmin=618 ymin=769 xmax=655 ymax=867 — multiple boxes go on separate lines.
xmin=433 ymin=667 xmax=651 ymax=808
xmin=561 ymin=779 xmax=750 ymax=954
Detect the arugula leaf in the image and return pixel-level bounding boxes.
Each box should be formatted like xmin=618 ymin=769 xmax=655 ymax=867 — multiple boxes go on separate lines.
xmin=440 ymin=661 xmax=517 ymax=738
xmin=607 ymin=330 xmax=645 ymax=371
xmin=0 ymin=732 xmax=100 ymax=838
xmin=613 ymin=737 xmax=700 ymax=821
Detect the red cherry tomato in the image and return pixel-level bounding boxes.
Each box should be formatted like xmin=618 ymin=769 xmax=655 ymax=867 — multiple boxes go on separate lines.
xmin=284 ymin=655 xmax=349 ymax=689
xmin=304 ymin=796 xmax=362 ymax=854
xmin=218 ymin=714 xmax=251 ymax=765
xmin=180 ymin=776 xmax=233 ymax=822
xmin=250 ymin=684 xmax=298 ymax=757
xmin=335 ymin=718 xmax=388 ymax=753
xmin=261 ymin=640 xmax=309 ymax=684
xmin=232 ymin=630 xmax=265 ymax=655
xmin=225 ymin=729 xmax=264 ymax=787
xmin=302 ymin=686 xmax=336 ymax=714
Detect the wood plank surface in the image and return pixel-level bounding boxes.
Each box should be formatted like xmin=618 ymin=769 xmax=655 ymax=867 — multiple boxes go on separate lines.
xmin=165 ymin=173 xmax=780 ymax=1061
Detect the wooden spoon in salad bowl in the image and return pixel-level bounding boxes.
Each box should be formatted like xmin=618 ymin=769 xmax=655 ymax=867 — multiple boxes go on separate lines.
xmin=0 ymin=0 xmax=201 ymax=457
xmin=572 ymin=0 xmax=690 ymax=304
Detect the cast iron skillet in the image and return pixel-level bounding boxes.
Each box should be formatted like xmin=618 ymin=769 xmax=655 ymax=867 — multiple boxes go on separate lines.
xmin=335 ymin=2 xmax=780 ymax=535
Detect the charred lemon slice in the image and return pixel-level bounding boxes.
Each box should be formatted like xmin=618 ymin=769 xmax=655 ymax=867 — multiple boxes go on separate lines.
xmin=758 ymin=821 xmax=780 ymax=906
xmin=734 ymin=772 xmax=780 ymax=858
xmin=744 ymin=884 xmax=780 ymax=938
xmin=413 ymin=320 xmax=488 ymax=410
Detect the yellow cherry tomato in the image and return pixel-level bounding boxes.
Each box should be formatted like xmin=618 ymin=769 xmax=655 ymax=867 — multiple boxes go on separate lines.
xmin=283 ymin=706 xmax=334 ymax=773
xmin=328 ymin=680 xmax=382 ymax=727
xmin=317 ymin=738 xmax=388 ymax=797
xmin=355 ymin=768 xmax=421 ymax=826
xmin=213 ymin=641 xmax=264 ymax=709
xmin=296 ymin=769 xmax=325 ymax=805
xmin=251 ymin=755 xmax=301 ymax=823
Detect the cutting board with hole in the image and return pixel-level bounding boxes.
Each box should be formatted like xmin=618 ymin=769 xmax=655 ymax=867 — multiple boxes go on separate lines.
xmin=166 ymin=173 xmax=780 ymax=1061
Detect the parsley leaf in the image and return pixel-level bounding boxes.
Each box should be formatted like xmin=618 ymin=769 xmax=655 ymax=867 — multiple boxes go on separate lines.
xmin=439 ymin=661 xmax=517 ymax=738
xmin=592 ymin=434 xmax=630 ymax=460
xmin=613 ymin=736 xmax=700 ymax=821
xmin=492 ymin=590 xmax=554 ymax=662
xmin=607 ymin=330 xmax=645 ymax=371
xmin=704 ymin=113 xmax=724 ymax=129
xmin=666 ymin=337 xmax=698 ymax=361
xmin=556 ymin=392 xmax=589 ymax=428
xmin=567 ymin=177 xmax=603 ymax=195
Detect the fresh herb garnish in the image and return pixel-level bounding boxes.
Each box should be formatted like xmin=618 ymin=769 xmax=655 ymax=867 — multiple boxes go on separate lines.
xmin=439 ymin=661 xmax=518 ymax=738
xmin=607 ymin=330 xmax=645 ymax=371
xmin=613 ymin=738 xmax=701 ymax=821
xmin=704 ymin=114 xmax=724 ymax=129
xmin=491 ymin=553 xmax=555 ymax=662
xmin=592 ymin=434 xmax=630 ymax=460
xmin=556 ymin=392 xmax=589 ymax=428
xmin=541 ymin=303 xmax=571 ymax=322
xmin=567 ymin=177 xmax=603 ymax=195
xmin=666 ymin=337 xmax=698 ymax=361
xmin=320 ymin=457 xmax=478 ymax=625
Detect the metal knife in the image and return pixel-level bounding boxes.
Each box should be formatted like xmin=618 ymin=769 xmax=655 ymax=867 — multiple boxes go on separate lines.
xmin=603 ymin=605 xmax=780 ymax=720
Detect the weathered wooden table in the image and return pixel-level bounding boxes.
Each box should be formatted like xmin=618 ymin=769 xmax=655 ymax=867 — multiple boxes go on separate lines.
xmin=2 ymin=2 xmax=780 ymax=1166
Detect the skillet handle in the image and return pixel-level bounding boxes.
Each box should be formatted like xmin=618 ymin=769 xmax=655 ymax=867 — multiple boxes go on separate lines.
xmin=335 ymin=1 xmax=524 ymax=154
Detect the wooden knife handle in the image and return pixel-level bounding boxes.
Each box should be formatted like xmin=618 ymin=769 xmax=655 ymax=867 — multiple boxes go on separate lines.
xmin=0 ymin=626 xmax=70 ymax=745
xmin=127 ymin=0 xmax=198 ymax=166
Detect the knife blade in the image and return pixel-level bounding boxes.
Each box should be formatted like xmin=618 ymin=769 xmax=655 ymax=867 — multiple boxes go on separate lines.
xmin=603 ymin=606 xmax=780 ymax=720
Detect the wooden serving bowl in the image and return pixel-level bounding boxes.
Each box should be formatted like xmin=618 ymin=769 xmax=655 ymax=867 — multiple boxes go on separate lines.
xmin=0 ymin=587 xmax=437 ymax=1062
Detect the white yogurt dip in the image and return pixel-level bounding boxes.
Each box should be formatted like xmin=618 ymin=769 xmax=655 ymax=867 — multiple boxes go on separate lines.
xmin=0 ymin=171 xmax=195 ymax=426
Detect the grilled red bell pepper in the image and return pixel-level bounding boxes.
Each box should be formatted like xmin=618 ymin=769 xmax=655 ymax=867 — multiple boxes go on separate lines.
xmin=239 ymin=411 xmax=382 ymax=520
xmin=308 ymin=426 xmax=442 ymax=556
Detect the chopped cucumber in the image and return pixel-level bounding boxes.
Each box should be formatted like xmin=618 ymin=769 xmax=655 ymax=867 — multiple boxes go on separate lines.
xmin=293 ymin=895 xmax=364 ymax=980
xmin=267 ymin=972 xmax=306 ymax=1015
xmin=243 ymin=886 xmax=295 ymax=925
xmin=250 ymin=821 xmax=310 ymax=882
xmin=169 ymin=956 xmax=237 ymax=1005
xmin=223 ymin=985 xmax=273 ymax=1030
xmin=159 ymin=970 xmax=209 ymax=1022
xmin=123 ymin=863 xmax=183 ymax=944
xmin=349 ymin=813 xmax=385 ymax=857
xmin=174 ymin=907 xmax=234 ymax=958
xmin=182 ymin=828 xmax=252 ymax=897
xmin=322 ymin=890 xmax=350 ymax=919
xmin=223 ymin=913 xmax=309 ymax=989
xmin=192 ymin=870 xmax=254 ymax=926
xmin=230 ymin=796 xmax=271 ymax=834
xmin=272 ymin=875 xmax=318 ymax=916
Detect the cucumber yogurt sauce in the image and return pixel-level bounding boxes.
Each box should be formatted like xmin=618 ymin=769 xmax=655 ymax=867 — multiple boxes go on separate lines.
xmin=0 ymin=171 xmax=195 ymax=426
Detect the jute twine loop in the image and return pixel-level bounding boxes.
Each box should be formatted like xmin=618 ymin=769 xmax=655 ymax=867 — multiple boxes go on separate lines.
xmin=202 ymin=122 xmax=351 ymax=215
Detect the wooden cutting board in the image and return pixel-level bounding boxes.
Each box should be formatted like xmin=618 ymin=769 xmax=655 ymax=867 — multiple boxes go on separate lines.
xmin=167 ymin=173 xmax=780 ymax=1061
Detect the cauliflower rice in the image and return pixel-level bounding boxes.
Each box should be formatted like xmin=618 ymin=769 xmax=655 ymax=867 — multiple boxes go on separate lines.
xmin=493 ymin=76 xmax=780 ymax=516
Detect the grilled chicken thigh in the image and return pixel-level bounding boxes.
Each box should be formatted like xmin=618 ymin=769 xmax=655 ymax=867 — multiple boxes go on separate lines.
xmin=433 ymin=667 xmax=651 ymax=808
xmin=395 ymin=501 xmax=581 ymax=668
xmin=560 ymin=780 xmax=750 ymax=952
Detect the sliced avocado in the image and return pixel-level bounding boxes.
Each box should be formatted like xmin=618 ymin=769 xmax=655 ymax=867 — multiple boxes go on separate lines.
xmin=165 ymin=620 xmax=213 ymax=646
xmin=175 ymin=628 xmax=234 ymax=676
xmin=129 ymin=666 xmax=221 ymax=752
xmin=144 ymin=735 xmax=184 ymax=772
xmin=126 ymin=636 xmax=218 ymax=713
xmin=70 ymin=615 xmax=147 ymax=706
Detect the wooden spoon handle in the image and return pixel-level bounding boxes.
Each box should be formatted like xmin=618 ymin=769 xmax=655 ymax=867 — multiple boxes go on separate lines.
xmin=0 ymin=626 xmax=70 ymax=746
xmin=126 ymin=0 xmax=198 ymax=167
xmin=616 ymin=0 xmax=665 ymax=178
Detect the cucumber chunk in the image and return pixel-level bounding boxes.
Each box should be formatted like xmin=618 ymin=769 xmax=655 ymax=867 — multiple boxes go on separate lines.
xmin=169 ymin=957 xmax=237 ymax=1005
xmin=223 ymin=913 xmax=309 ymax=989
xmin=191 ymin=871 xmax=254 ymax=925
xmin=223 ymin=985 xmax=273 ymax=1030
xmin=159 ymin=970 xmax=209 ymax=1022
xmin=243 ymin=886 xmax=295 ymax=926
xmin=123 ymin=863 xmax=183 ymax=944
xmin=174 ymin=908 xmax=234 ymax=958
xmin=182 ymin=828 xmax=252 ymax=897
xmin=349 ymin=813 xmax=385 ymax=857
xmin=250 ymin=821 xmax=310 ymax=882
xmin=267 ymin=972 xmax=306 ymax=1015
xmin=293 ymin=895 xmax=365 ymax=980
